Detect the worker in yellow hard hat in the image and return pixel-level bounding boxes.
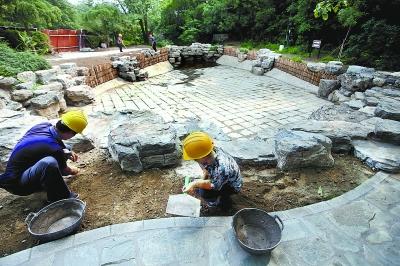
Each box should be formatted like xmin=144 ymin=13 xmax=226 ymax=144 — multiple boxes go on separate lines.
xmin=0 ymin=110 xmax=88 ymax=203
xmin=182 ymin=132 xmax=243 ymax=211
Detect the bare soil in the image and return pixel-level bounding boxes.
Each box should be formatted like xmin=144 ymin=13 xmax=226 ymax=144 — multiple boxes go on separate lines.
xmin=0 ymin=149 xmax=374 ymax=257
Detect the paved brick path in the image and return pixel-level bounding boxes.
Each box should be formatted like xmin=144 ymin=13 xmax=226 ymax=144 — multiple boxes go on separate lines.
xmin=1 ymin=172 xmax=399 ymax=265
xmin=87 ymin=66 xmax=329 ymax=139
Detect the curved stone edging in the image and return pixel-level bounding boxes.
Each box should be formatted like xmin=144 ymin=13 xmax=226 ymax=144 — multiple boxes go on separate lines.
xmin=0 ymin=171 xmax=395 ymax=266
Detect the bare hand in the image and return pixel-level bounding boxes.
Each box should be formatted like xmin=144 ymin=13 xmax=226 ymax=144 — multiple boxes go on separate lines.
xmin=182 ymin=181 xmax=197 ymax=194
xmin=64 ymin=166 xmax=79 ymax=175
xmin=70 ymin=151 xmax=79 ymax=162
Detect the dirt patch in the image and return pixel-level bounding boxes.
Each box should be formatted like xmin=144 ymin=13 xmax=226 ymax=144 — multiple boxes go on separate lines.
xmin=0 ymin=149 xmax=374 ymax=257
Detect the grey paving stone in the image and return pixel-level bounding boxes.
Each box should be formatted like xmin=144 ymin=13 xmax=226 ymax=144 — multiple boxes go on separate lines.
xmin=0 ymin=249 xmax=31 ymax=266
xmin=143 ymin=217 xmax=175 ymax=230
xmin=53 ymin=245 xmax=101 ymax=266
xmin=30 ymin=234 xmax=75 ymax=258
xmin=203 ymin=216 xmax=232 ymax=227
xmin=74 ymin=225 xmax=111 ymax=245
xmin=110 ymin=220 xmax=144 ymax=235
xmin=282 ymin=206 xmax=313 ymax=219
xmin=174 ymin=217 xmax=206 ymax=227
xmin=303 ymin=201 xmax=331 ymax=214
xmin=280 ymin=218 xmax=314 ymax=242
xmin=100 ymin=238 xmax=137 ymax=266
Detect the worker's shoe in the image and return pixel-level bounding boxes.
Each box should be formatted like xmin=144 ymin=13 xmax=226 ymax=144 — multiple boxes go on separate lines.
xmin=69 ymin=191 xmax=79 ymax=199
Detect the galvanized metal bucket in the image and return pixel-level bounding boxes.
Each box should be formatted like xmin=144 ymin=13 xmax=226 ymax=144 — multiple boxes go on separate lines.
xmin=232 ymin=208 xmax=284 ymax=255
xmin=25 ymin=198 xmax=86 ymax=242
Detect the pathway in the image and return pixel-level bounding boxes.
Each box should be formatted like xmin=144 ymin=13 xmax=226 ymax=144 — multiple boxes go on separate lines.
xmin=1 ymin=172 xmax=399 ymax=265
xmin=85 ymin=66 xmax=330 ymax=139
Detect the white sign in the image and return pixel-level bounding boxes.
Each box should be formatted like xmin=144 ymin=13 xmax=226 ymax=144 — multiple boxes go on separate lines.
xmin=312 ymin=40 xmax=321 ymax=49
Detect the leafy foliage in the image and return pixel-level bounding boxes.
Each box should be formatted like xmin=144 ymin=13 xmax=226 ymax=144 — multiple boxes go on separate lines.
xmin=0 ymin=42 xmax=50 ymax=77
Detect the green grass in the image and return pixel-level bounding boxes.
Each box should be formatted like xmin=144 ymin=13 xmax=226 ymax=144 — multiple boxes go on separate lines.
xmin=0 ymin=42 xmax=50 ymax=77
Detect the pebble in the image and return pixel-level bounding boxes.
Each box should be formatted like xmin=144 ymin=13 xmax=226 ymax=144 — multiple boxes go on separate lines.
xmin=23 ymin=208 xmax=29 ymax=212
xmin=21 ymin=239 xmax=26 ymax=243
xmin=0 ymin=205 xmax=3 ymax=209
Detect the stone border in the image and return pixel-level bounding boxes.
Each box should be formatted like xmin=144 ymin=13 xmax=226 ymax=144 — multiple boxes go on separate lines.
xmin=0 ymin=171 xmax=389 ymax=265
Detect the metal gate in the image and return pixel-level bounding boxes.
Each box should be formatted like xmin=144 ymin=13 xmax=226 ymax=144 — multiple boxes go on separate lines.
xmin=42 ymin=29 xmax=84 ymax=52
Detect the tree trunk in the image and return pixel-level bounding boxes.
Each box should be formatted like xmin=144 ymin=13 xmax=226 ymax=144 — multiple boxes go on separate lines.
xmin=338 ymin=26 xmax=351 ymax=59
xmin=144 ymin=13 xmax=148 ymax=44
xmin=138 ymin=19 xmax=147 ymax=44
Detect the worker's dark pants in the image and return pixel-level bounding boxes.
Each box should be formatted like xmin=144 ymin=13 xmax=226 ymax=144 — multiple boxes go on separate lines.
xmin=197 ymin=184 xmax=237 ymax=209
xmin=152 ymin=42 xmax=157 ymax=52
xmin=117 ymin=44 xmax=123 ymax=52
xmin=20 ymin=156 xmax=71 ymax=202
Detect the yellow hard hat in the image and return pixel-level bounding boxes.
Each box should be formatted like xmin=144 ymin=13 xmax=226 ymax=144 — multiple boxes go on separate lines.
xmin=61 ymin=110 xmax=88 ymax=134
xmin=182 ymin=132 xmax=214 ymax=160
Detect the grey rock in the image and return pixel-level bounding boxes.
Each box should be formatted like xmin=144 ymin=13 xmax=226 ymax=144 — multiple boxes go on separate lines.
xmin=119 ymin=72 xmax=136 ymax=82
xmin=72 ymin=76 xmax=87 ymax=86
xmin=351 ymin=92 xmax=365 ymax=101
xmin=260 ymin=58 xmax=274 ymax=70
xmin=108 ymin=111 xmax=179 ymax=172
xmin=251 ymin=66 xmax=264 ymax=76
xmin=373 ymin=77 xmax=386 ymax=87
xmin=252 ymin=60 xmax=262 ymax=67
xmin=307 ymin=62 xmax=326 ymax=73
xmin=346 ymin=65 xmax=375 ymax=75
xmin=0 ymin=77 xmax=18 ymax=90
xmin=237 ymin=52 xmax=247 ymax=62
xmin=59 ymin=63 xmax=77 ymax=69
xmin=50 ymin=74 xmax=74 ymax=90
xmin=17 ymin=71 xmax=36 ymax=83
xmin=0 ymin=110 xmax=47 ymax=170
xmin=169 ymin=58 xmax=176 ymax=64
xmin=11 ymin=89 xmax=34 ymax=102
xmin=359 ymin=106 xmax=376 ymax=116
xmin=77 ymin=67 xmax=89 ymax=76
xmin=325 ymin=61 xmax=345 ymax=75
xmin=15 ymin=82 xmax=34 ymax=90
xmin=30 ymin=92 xmax=60 ymax=109
xmin=172 ymin=118 xmax=230 ymax=142
xmin=339 ymin=87 xmax=354 ymax=97
xmin=36 ymin=82 xmax=64 ymax=93
xmin=352 ymin=140 xmax=400 ymax=173
xmin=364 ymin=97 xmax=379 ymax=106
xmin=328 ymin=90 xmax=350 ymax=103
xmin=64 ymin=134 xmax=95 ymax=153
xmin=375 ymin=99 xmax=400 ymax=121
xmin=35 ymin=69 xmax=57 ymax=84
xmin=318 ymin=79 xmax=340 ymax=98
xmin=217 ymin=139 xmax=276 ymax=167
xmin=343 ymin=99 xmax=365 ymax=110
xmin=375 ymin=119 xmax=400 ymax=144
xmin=65 ymin=85 xmax=95 ymax=106
xmin=275 ymin=129 xmax=334 ymax=170
xmin=288 ymin=120 xmax=373 ymax=153
xmin=310 ymin=104 xmax=373 ymax=123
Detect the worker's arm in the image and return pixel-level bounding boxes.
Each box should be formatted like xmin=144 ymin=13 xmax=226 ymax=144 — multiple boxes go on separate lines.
xmin=183 ymin=179 xmax=212 ymax=193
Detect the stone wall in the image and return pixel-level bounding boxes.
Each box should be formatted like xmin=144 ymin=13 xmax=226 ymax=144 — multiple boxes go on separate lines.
xmin=275 ymin=58 xmax=338 ymax=86
xmin=137 ymin=48 xmax=169 ymax=69
xmin=168 ymin=43 xmax=224 ymax=67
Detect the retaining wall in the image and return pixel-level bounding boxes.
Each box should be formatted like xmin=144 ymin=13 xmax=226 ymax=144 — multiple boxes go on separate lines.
xmin=223 ymin=47 xmax=338 ymax=85
xmin=86 ymin=48 xmax=169 ymax=87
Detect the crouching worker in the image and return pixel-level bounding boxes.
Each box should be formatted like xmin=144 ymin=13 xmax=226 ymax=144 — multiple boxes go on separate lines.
xmin=182 ymin=132 xmax=243 ymax=211
xmin=0 ymin=110 xmax=88 ymax=203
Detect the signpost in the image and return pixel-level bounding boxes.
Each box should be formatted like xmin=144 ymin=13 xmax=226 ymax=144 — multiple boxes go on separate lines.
xmin=311 ymin=40 xmax=322 ymax=58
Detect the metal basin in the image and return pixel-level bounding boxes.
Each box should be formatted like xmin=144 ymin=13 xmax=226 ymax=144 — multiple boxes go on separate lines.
xmin=25 ymin=198 xmax=86 ymax=242
xmin=232 ymin=208 xmax=284 ymax=255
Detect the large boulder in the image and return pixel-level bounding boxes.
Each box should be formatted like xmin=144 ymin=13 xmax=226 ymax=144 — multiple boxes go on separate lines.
xmin=307 ymin=62 xmax=326 ymax=73
xmin=35 ymin=69 xmax=58 ymax=84
xmin=343 ymin=99 xmax=365 ymax=110
xmin=108 ymin=111 xmax=180 ymax=173
xmin=50 ymin=74 xmax=74 ymax=90
xmin=324 ymin=61 xmax=345 ymax=75
xmin=275 ymin=129 xmax=334 ymax=170
xmin=328 ymin=90 xmax=350 ymax=103
xmin=59 ymin=63 xmax=78 ymax=77
xmin=251 ymin=66 xmax=264 ymax=76
xmin=30 ymin=92 xmax=61 ymax=119
xmin=338 ymin=65 xmax=375 ymax=92
xmin=64 ymin=134 xmax=95 ymax=153
xmin=217 ymin=139 xmax=276 ymax=167
xmin=374 ymin=119 xmax=400 ymax=144
xmin=0 ymin=110 xmax=47 ymax=171
xmin=288 ymin=120 xmax=373 ymax=153
xmin=17 ymin=71 xmax=36 ymax=83
xmin=318 ymin=79 xmax=340 ymax=98
xmin=375 ymin=98 xmax=400 ymax=121
xmin=77 ymin=67 xmax=89 ymax=76
xmin=65 ymin=85 xmax=95 ymax=106
xmin=15 ymin=82 xmax=34 ymax=90
xmin=352 ymin=140 xmax=400 ymax=173
xmin=0 ymin=77 xmax=18 ymax=90
xmin=309 ymin=104 xmax=373 ymax=123
xmin=11 ymin=89 xmax=34 ymax=102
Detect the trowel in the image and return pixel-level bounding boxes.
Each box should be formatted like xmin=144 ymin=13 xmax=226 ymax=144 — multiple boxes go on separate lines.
xmin=166 ymin=176 xmax=201 ymax=217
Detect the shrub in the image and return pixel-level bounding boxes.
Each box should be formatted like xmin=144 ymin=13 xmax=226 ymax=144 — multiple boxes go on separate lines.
xmin=157 ymin=39 xmax=173 ymax=47
xmin=85 ymin=35 xmax=103 ymax=48
xmin=0 ymin=30 xmax=23 ymax=50
xmin=291 ymin=55 xmax=303 ymax=63
xmin=30 ymin=31 xmax=50 ymax=55
xmin=319 ymin=55 xmax=337 ymax=63
xmin=0 ymin=42 xmax=51 ymax=77
xmin=239 ymin=47 xmax=249 ymax=53
xmin=0 ymin=30 xmax=50 ymax=54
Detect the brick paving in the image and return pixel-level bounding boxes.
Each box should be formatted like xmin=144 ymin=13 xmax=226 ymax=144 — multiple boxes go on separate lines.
xmin=86 ymin=66 xmax=329 ymax=139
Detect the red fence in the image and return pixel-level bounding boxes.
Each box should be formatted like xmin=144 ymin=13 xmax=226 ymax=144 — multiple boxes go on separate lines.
xmin=42 ymin=29 xmax=82 ymax=52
